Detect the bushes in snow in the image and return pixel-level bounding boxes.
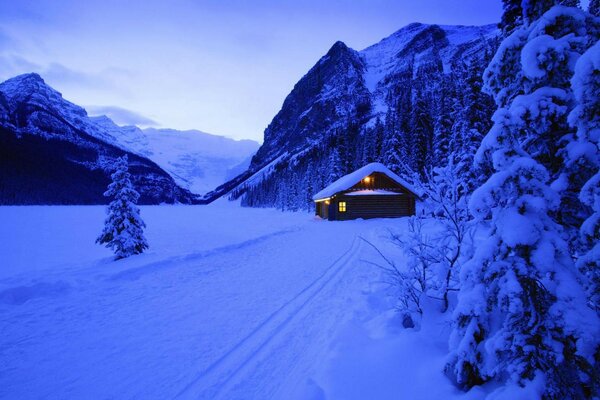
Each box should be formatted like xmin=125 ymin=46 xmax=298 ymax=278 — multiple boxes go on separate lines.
xmin=380 ymin=159 xmax=473 ymax=325
xmin=97 ymin=155 xmax=149 ymax=259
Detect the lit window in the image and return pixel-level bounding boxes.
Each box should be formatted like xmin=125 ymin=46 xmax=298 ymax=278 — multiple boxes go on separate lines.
xmin=339 ymin=201 xmax=347 ymax=212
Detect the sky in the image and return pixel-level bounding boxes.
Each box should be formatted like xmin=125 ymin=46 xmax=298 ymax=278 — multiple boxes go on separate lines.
xmin=0 ymin=0 xmax=502 ymax=142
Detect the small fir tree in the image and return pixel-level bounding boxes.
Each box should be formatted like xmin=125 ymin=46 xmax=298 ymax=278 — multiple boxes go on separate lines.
xmin=97 ymin=155 xmax=148 ymax=259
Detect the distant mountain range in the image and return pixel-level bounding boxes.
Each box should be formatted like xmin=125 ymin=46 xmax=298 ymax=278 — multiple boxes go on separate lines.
xmin=203 ymin=22 xmax=499 ymax=210
xmin=89 ymin=118 xmax=259 ymax=196
xmin=0 ymin=22 xmax=498 ymax=207
xmin=0 ymin=73 xmax=258 ymax=204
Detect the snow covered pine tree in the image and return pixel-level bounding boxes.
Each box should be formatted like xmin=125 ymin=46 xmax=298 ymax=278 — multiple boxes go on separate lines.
xmin=568 ymin=41 xmax=600 ymax=314
xmin=447 ymin=4 xmax=600 ymax=399
xmin=97 ymin=155 xmax=149 ymax=259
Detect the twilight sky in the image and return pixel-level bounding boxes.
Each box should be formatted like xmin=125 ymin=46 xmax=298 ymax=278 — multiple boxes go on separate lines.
xmin=0 ymin=0 xmax=502 ymax=142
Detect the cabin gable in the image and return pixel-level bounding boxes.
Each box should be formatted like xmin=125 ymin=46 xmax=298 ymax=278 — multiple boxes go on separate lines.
xmin=344 ymin=172 xmax=410 ymax=195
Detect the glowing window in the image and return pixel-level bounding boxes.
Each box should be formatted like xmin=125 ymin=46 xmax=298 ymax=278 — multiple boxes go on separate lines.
xmin=339 ymin=201 xmax=347 ymax=212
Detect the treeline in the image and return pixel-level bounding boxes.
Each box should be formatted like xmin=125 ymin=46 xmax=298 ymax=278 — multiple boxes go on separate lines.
xmin=237 ymin=36 xmax=499 ymax=210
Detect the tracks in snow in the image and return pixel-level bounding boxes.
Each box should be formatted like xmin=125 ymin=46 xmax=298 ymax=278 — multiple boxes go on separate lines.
xmin=174 ymin=235 xmax=363 ymax=400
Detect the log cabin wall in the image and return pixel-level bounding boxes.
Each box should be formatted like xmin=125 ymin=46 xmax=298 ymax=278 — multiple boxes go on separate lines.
xmin=330 ymin=194 xmax=415 ymax=220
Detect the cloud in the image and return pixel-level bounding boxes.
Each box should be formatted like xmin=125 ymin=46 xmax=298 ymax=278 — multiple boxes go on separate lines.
xmin=0 ymin=29 xmax=16 ymax=51
xmin=0 ymin=57 xmax=111 ymax=89
xmin=43 ymin=62 xmax=110 ymax=88
xmin=86 ymin=105 xmax=159 ymax=127
xmin=0 ymin=55 xmax=134 ymax=98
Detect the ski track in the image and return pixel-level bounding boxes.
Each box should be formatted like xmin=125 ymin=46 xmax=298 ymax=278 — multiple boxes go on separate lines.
xmin=0 ymin=210 xmax=388 ymax=400
xmin=108 ymin=227 xmax=300 ymax=282
xmin=175 ymin=236 xmax=363 ymax=400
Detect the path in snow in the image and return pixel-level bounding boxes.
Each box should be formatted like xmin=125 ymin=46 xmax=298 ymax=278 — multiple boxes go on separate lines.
xmin=0 ymin=206 xmax=390 ymax=400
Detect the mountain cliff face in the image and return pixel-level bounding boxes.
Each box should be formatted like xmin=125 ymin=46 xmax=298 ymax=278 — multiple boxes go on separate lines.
xmin=255 ymin=41 xmax=371 ymax=165
xmin=0 ymin=73 xmax=195 ymax=204
xmin=204 ymin=23 xmax=500 ymax=209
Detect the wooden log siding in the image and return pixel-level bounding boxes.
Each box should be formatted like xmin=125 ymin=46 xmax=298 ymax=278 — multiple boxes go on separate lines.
xmin=330 ymin=194 xmax=415 ymax=220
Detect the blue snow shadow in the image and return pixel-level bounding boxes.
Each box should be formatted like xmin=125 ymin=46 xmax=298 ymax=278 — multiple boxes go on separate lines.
xmin=108 ymin=227 xmax=299 ymax=282
xmin=0 ymin=281 xmax=71 ymax=305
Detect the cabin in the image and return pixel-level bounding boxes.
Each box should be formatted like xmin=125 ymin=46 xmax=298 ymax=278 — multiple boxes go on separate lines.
xmin=313 ymin=163 xmax=420 ymax=221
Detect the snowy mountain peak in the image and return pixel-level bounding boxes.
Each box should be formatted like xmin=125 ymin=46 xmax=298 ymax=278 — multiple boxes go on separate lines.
xmin=204 ymin=22 xmax=500 ymax=205
xmin=0 ymin=72 xmax=46 ymax=91
xmin=0 ymin=73 xmax=63 ymax=104
xmin=0 ymin=73 xmax=259 ymax=203
xmin=328 ymin=40 xmax=351 ymax=54
xmin=0 ymin=72 xmax=89 ymax=125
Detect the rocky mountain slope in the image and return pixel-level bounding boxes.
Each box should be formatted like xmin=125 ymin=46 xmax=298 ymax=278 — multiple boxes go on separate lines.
xmin=0 ymin=73 xmax=195 ymax=204
xmin=0 ymin=73 xmax=259 ymax=204
xmin=204 ymin=23 xmax=500 ymax=209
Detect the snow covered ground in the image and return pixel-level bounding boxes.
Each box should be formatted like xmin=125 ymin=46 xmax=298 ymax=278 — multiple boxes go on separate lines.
xmin=0 ymin=204 xmax=483 ymax=399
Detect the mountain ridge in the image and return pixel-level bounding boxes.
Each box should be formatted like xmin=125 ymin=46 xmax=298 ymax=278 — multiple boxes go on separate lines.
xmin=0 ymin=73 xmax=257 ymax=203
xmin=202 ymin=22 xmax=499 ymax=206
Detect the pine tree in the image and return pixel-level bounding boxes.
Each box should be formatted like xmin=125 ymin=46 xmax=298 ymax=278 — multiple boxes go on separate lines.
xmin=522 ymin=0 xmax=558 ymax=24
xmin=590 ymin=0 xmax=600 ymax=16
xmin=482 ymin=5 xmax=600 ymax=232
xmin=327 ymin=147 xmax=343 ymax=184
xmin=97 ymin=155 xmax=148 ymax=259
xmin=448 ymin=106 xmax=599 ymax=399
xmin=448 ymin=6 xmax=600 ymax=397
xmin=499 ymin=0 xmax=523 ymax=35
xmin=383 ymin=130 xmax=404 ymax=173
xmin=560 ymin=0 xmax=580 ymax=7
xmin=568 ymin=42 xmax=600 ymax=314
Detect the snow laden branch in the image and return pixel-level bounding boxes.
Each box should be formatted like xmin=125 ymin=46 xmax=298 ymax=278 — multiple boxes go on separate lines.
xmin=97 ymin=155 xmax=149 ymax=259
xmin=447 ymin=5 xmax=600 ymax=398
xmin=365 ymin=158 xmax=473 ymax=327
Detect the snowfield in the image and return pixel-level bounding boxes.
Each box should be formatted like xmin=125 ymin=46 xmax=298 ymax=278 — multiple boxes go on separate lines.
xmin=1 ymin=204 xmax=478 ymax=399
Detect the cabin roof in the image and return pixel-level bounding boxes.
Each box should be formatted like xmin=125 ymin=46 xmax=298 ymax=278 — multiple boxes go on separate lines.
xmin=312 ymin=162 xmax=421 ymax=201
xmin=345 ymin=189 xmax=403 ymax=196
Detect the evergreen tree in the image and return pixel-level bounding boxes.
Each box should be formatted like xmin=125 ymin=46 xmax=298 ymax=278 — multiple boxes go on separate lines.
xmin=560 ymin=0 xmax=580 ymax=7
xmin=448 ymin=6 xmax=600 ymax=397
xmin=327 ymin=147 xmax=343 ymax=184
xmin=482 ymin=5 xmax=600 ymax=232
xmin=448 ymin=105 xmax=599 ymax=400
xmin=97 ymin=155 xmax=148 ymax=259
xmin=567 ymin=42 xmax=600 ymax=314
xmin=522 ymin=0 xmax=558 ymax=24
xmin=590 ymin=0 xmax=600 ymax=16
xmin=500 ymin=0 xmax=523 ymax=35
xmin=383 ymin=130 xmax=404 ymax=173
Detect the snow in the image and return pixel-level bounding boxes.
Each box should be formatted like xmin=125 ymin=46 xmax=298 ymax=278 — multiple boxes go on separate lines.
xmin=359 ymin=23 xmax=498 ymax=117
xmin=345 ymin=189 xmax=403 ymax=196
xmin=312 ymin=162 xmax=420 ymax=200
xmin=88 ymin=117 xmax=260 ymax=195
xmin=0 ymin=204 xmax=501 ymax=400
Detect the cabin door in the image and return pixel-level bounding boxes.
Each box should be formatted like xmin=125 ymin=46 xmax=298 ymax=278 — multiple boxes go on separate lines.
xmin=320 ymin=202 xmax=329 ymax=219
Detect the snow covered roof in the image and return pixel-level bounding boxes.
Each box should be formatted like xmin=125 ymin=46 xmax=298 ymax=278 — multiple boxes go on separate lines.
xmin=345 ymin=189 xmax=403 ymax=196
xmin=312 ymin=163 xmax=420 ymax=201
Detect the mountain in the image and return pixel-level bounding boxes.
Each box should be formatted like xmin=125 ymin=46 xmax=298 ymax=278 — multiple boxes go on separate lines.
xmin=0 ymin=73 xmax=195 ymax=204
xmin=203 ymin=23 xmax=500 ymax=209
xmin=89 ymin=117 xmax=259 ymax=195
